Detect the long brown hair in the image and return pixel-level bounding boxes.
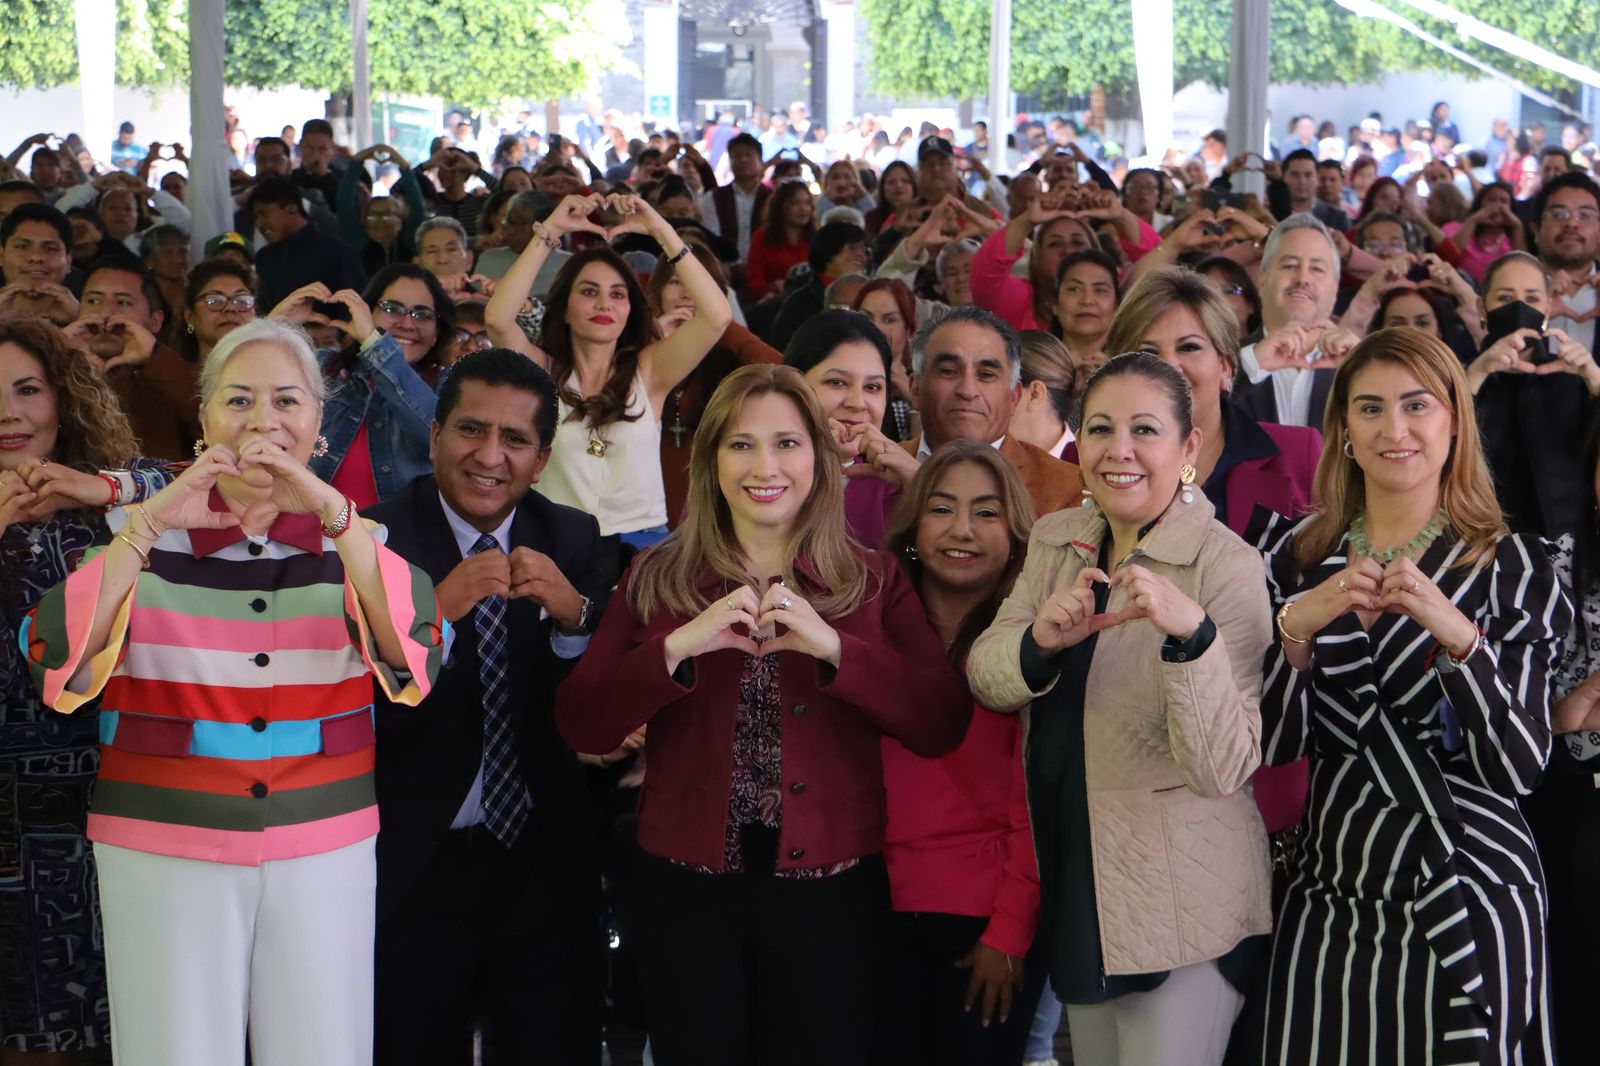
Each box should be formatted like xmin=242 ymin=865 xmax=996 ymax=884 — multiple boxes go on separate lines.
xmin=1028 ymin=216 xmax=1097 ymax=330
xmin=762 ymin=179 xmax=817 ymax=247
xmin=884 ymin=440 xmax=1035 ymax=665
xmin=0 ymin=320 xmax=138 ymax=471
xmin=541 ymin=246 xmax=656 ymax=430
xmin=1293 ymin=326 xmax=1505 ymax=572
xmin=628 ymin=364 xmax=872 ymax=622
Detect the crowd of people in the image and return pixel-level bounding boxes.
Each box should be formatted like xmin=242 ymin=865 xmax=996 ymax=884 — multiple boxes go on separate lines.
xmin=1 ymin=92 xmax=1599 ymax=1066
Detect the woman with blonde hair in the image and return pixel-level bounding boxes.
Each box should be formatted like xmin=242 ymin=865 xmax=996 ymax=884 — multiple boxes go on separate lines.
xmin=555 ymin=364 xmax=970 ymax=1066
xmin=1258 ymin=326 xmax=1568 ymax=1063
xmin=1009 ymin=330 xmax=1083 ymax=459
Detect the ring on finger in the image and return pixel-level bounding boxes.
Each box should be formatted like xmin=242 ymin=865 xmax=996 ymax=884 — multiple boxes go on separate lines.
xmin=1407 ymin=578 xmax=1419 ymax=592
xmin=778 ymin=597 xmax=793 ymax=610
xmin=727 ymin=597 xmax=738 ymax=610
xmin=1337 ymin=577 xmax=1348 ymax=592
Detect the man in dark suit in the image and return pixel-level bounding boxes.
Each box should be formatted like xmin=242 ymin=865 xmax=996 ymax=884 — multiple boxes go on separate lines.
xmin=366 ymin=348 xmax=609 ymax=1065
xmin=1234 ymin=213 xmax=1340 ymax=428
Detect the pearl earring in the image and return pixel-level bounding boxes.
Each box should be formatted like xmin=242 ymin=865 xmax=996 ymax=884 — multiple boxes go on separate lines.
xmin=1080 ymin=488 xmax=1095 ymax=510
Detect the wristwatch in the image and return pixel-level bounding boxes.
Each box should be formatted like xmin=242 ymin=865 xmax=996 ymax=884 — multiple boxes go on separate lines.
xmin=556 ymin=594 xmax=596 ymax=637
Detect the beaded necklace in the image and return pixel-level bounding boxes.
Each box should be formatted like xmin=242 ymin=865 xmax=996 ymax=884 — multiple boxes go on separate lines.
xmin=1348 ymin=508 xmax=1447 ymax=564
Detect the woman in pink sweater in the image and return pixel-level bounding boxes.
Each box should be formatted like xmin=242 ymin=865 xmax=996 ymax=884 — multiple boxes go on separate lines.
xmin=875 ymin=440 xmax=1047 ymax=1065
xmin=971 ymin=187 xmax=1160 ymax=331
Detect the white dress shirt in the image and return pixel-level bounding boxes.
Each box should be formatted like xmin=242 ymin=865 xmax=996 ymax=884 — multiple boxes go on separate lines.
xmin=1238 ymin=341 xmax=1322 ymax=428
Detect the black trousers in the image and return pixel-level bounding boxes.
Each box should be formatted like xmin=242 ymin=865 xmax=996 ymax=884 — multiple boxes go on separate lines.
xmin=629 ymin=848 xmax=890 ymax=1066
xmin=1524 ymin=760 xmax=1600 ymax=1066
xmin=874 ymin=911 xmax=1048 ymax=1066
xmin=374 ymin=827 xmax=603 ymax=1066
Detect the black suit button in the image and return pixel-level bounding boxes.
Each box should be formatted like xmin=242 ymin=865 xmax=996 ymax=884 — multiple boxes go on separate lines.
xmin=247 ymin=543 xmax=264 ymax=556
xmin=789 ymin=782 xmax=806 ymax=794
xmin=250 ymin=717 xmax=267 ymax=733
xmin=250 ymin=598 xmax=267 ymax=613
xmin=253 ymin=653 xmax=270 ymax=667
xmin=792 ymin=704 xmax=806 ymax=717
xmin=788 ymin=848 xmax=806 ymax=860
xmin=250 ymin=783 xmax=268 ymax=798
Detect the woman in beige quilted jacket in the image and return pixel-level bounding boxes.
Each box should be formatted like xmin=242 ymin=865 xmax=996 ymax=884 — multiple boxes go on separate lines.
xmin=968 ymin=351 xmax=1273 ymax=1066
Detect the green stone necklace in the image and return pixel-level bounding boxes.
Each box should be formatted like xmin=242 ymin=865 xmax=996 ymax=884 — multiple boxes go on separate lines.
xmin=1348 ymin=508 xmax=1448 ymax=564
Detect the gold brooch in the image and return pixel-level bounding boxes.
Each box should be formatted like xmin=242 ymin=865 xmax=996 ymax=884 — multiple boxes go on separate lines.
xmin=587 ymin=434 xmax=609 ymax=458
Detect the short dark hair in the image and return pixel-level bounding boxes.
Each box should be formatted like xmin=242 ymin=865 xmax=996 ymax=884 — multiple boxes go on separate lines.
xmin=2 ymin=202 xmax=72 ymax=247
xmin=254 ymin=136 xmax=290 ymax=157
xmin=1203 ymin=129 xmax=1226 ymax=145
xmin=807 ymin=221 xmax=866 ymax=275
xmin=1283 ymin=148 xmax=1317 ymax=168
xmin=782 ymin=308 xmax=893 ymax=376
xmin=728 ymin=132 xmax=761 ymax=154
xmin=0 ymin=179 xmax=45 ymax=206
xmin=82 ymin=255 xmax=169 ymax=322
xmin=1534 ymin=170 xmax=1600 ymax=224
xmin=1315 ymin=158 xmax=1343 ymax=173
xmin=301 ymin=119 xmax=334 ymax=140
xmin=434 ymin=347 xmax=559 ymax=450
xmin=1539 ymin=145 xmax=1571 ymax=162
xmin=247 ymin=177 xmax=304 ymax=213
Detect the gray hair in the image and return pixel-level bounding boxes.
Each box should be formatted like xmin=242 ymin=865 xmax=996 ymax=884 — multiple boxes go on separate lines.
xmin=909 ymin=303 xmax=1022 ymax=385
xmin=415 ymin=216 xmax=468 ymax=247
xmin=137 ymin=223 xmax=189 ymax=260
xmin=199 ymin=318 xmax=327 ymax=411
xmin=821 ymin=205 xmax=866 ymax=228
xmin=935 ymin=236 xmax=981 ymax=277
xmin=823 ymin=272 xmax=871 ymax=309
xmin=1261 ymin=212 xmax=1342 ymax=285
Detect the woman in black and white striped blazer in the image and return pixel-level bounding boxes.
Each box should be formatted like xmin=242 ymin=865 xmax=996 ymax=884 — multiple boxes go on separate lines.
xmin=1255 ymin=326 xmax=1571 ymax=1065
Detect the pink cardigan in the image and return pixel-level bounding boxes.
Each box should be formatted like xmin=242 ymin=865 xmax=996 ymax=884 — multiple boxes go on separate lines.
xmin=970 ymin=216 xmax=1162 ymax=331
xmin=882 ymin=702 xmax=1040 ymax=958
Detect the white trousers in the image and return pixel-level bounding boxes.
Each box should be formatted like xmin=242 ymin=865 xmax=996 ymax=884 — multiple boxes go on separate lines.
xmin=94 ymin=837 xmax=376 ymax=1066
xmin=1065 ymin=959 xmax=1243 ymax=1066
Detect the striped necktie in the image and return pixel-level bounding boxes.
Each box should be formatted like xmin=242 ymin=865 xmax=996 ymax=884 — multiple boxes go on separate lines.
xmin=470 ymin=534 xmax=529 ymax=845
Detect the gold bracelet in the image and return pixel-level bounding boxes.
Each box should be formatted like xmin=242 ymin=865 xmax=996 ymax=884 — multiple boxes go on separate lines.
xmin=1275 ymin=601 xmax=1309 ymax=645
xmin=133 ymin=503 xmax=165 ymax=539
xmin=114 ymin=532 xmax=151 ymax=569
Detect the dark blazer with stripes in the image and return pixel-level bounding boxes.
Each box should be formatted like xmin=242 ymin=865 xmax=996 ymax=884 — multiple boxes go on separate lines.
xmin=1256 ymin=516 xmax=1571 ymax=1063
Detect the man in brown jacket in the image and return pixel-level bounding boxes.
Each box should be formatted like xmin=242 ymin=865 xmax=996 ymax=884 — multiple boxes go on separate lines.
xmin=900 ymin=304 xmax=1082 ymax=517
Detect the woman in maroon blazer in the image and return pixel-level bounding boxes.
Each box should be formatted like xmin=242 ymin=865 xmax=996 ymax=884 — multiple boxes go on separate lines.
xmin=556 ymin=363 xmax=971 ymax=1066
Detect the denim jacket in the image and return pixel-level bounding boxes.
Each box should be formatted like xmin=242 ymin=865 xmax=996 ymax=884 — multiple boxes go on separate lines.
xmin=312 ymin=331 xmax=438 ymax=499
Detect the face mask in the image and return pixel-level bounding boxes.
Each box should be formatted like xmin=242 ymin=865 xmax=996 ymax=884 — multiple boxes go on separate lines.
xmin=1483 ymin=299 xmax=1544 ymax=344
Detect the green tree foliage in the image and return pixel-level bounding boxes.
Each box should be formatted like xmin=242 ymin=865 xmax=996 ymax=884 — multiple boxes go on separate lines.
xmin=0 ymin=0 xmax=629 ymax=112
xmin=860 ymin=0 xmax=1600 ymax=101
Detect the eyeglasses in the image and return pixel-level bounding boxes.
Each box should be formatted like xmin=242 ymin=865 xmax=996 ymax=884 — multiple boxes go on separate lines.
xmin=198 ymin=293 xmax=256 ymax=311
xmin=375 ymin=299 xmax=437 ymax=322
xmin=1217 ymin=283 xmax=1246 ymax=297
xmin=1545 ymin=206 xmax=1600 ymax=224
xmin=452 ymin=328 xmax=492 ymax=349
xmin=1363 ymin=240 xmax=1408 ymax=256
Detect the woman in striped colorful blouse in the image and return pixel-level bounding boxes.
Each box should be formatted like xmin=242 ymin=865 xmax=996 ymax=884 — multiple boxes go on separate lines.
xmin=1257 ymin=327 xmax=1570 ymax=1064
xmin=25 ymin=317 xmax=443 ymax=1066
